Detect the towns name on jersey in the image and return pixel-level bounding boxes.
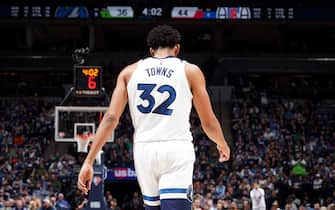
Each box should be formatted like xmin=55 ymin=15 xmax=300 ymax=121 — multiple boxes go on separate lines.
xmin=145 ymin=66 xmax=174 ymax=78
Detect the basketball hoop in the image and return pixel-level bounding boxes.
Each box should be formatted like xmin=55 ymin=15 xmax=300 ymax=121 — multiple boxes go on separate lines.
xmin=75 ymin=132 xmax=94 ymax=153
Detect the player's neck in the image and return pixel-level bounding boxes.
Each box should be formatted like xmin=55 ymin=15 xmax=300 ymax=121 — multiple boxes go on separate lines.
xmin=152 ymin=48 xmax=176 ymax=59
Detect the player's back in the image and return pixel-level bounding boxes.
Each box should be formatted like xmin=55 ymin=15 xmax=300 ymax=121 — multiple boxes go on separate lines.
xmin=127 ymin=56 xmax=193 ymax=143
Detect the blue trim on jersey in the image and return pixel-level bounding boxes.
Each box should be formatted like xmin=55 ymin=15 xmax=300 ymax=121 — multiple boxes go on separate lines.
xmin=161 ymin=199 xmax=192 ymax=210
xmin=143 ymin=195 xmax=160 ymax=201
xmin=151 ymin=56 xmax=177 ymax=59
xmin=160 ymin=188 xmax=188 ymax=194
xmin=145 ymin=206 xmax=160 ymax=210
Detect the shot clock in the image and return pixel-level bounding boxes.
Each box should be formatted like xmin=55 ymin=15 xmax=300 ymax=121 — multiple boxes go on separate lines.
xmin=74 ymin=66 xmax=102 ymax=96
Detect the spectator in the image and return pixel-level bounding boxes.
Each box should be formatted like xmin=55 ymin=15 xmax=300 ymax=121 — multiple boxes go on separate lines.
xmin=13 ymin=199 xmax=27 ymax=210
xmin=32 ymin=183 xmax=50 ymax=200
xmin=314 ymin=203 xmax=321 ymax=210
xmin=312 ymin=174 xmax=323 ymax=191
xmin=229 ymin=201 xmax=238 ymax=210
xmin=3 ymin=199 xmax=14 ymax=210
xmin=250 ymin=181 xmax=266 ymax=210
xmin=49 ymin=195 xmax=56 ymax=208
xmin=328 ymin=204 xmax=335 ymax=210
xmin=128 ymin=191 xmax=142 ymax=210
xmin=38 ymin=198 xmax=55 ymax=210
xmin=28 ymin=200 xmax=39 ymax=210
xmin=0 ymin=199 xmax=3 ymax=210
xmin=55 ymin=193 xmax=71 ymax=210
xmin=216 ymin=201 xmax=224 ymax=210
xmin=271 ymin=201 xmax=281 ymax=210
xmin=193 ymin=196 xmax=202 ymax=210
xmin=215 ymin=180 xmax=226 ymax=199
xmin=109 ymin=198 xmax=120 ymax=210
xmin=242 ymin=200 xmax=251 ymax=210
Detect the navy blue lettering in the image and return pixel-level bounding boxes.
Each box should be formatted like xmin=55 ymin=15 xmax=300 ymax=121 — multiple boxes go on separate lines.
xmin=145 ymin=67 xmax=174 ymax=78
xmin=145 ymin=68 xmax=150 ymax=77
xmin=161 ymin=68 xmax=168 ymax=76
xmin=167 ymin=70 xmax=174 ymax=78
xmin=150 ymin=68 xmax=156 ymax=76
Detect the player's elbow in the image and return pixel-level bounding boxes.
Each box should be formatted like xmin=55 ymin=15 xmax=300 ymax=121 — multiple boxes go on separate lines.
xmin=201 ymin=116 xmax=219 ymax=131
xmin=104 ymin=111 xmax=120 ymax=127
xmin=201 ymin=122 xmax=218 ymax=137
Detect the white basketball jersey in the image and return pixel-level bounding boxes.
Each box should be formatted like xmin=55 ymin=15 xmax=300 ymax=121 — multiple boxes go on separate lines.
xmin=127 ymin=57 xmax=193 ymax=143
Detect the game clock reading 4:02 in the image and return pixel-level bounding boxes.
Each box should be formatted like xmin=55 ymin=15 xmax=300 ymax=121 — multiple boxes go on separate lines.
xmin=74 ymin=66 xmax=102 ymax=96
xmin=142 ymin=7 xmax=163 ymax=16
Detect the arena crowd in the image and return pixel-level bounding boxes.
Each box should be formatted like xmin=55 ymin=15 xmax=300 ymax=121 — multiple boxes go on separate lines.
xmin=0 ymin=91 xmax=334 ymax=210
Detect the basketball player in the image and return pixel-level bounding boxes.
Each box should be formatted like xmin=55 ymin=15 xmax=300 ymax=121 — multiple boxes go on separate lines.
xmin=77 ymin=25 xmax=230 ymax=210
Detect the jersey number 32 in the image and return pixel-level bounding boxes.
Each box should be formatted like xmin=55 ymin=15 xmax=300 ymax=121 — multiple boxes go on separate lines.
xmin=137 ymin=83 xmax=176 ymax=116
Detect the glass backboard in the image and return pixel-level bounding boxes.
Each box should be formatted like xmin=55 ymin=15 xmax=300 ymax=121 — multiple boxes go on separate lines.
xmin=54 ymin=106 xmax=114 ymax=143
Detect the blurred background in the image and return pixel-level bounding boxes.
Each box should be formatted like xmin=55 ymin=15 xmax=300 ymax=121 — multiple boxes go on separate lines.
xmin=0 ymin=0 xmax=335 ymax=210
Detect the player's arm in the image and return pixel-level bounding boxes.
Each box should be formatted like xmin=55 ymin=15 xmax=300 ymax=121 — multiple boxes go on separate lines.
xmin=85 ymin=69 xmax=128 ymax=165
xmin=77 ymin=66 xmax=130 ymax=194
xmin=186 ymin=63 xmax=230 ymax=162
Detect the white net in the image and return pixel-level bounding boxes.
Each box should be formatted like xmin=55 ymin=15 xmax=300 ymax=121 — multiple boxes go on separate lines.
xmin=74 ymin=123 xmax=95 ymax=153
xmin=75 ymin=132 xmax=94 ymax=153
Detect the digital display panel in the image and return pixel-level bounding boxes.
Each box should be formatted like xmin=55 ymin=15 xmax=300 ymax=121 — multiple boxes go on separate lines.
xmin=0 ymin=4 xmax=334 ymax=21
xmin=74 ymin=66 xmax=102 ymax=96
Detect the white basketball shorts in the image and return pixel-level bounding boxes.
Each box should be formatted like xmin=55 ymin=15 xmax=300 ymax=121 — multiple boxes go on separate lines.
xmin=133 ymin=140 xmax=195 ymax=206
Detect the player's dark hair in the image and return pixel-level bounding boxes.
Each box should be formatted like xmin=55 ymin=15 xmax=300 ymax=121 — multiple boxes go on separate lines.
xmin=147 ymin=25 xmax=181 ymax=50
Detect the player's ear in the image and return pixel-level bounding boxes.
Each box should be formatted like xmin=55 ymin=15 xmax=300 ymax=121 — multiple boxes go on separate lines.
xmin=174 ymin=44 xmax=180 ymax=56
xmin=149 ymin=48 xmax=155 ymax=56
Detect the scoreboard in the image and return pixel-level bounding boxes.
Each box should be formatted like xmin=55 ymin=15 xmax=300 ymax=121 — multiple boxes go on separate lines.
xmin=74 ymin=66 xmax=102 ymax=97
xmin=0 ymin=4 xmax=335 ymax=21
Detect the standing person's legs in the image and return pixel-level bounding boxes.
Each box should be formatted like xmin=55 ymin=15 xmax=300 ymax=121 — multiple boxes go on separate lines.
xmin=158 ymin=141 xmax=195 ymax=210
xmin=134 ymin=142 xmax=161 ymax=209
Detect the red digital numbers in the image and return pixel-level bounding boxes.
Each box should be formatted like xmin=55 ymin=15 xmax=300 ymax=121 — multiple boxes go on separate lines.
xmin=88 ymin=76 xmax=97 ymax=89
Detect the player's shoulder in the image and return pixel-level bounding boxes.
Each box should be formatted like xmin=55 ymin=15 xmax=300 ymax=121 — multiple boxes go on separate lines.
xmin=184 ymin=62 xmax=203 ymax=76
xmin=121 ymin=61 xmax=138 ymax=74
xmin=184 ymin=62 xmax=200 ymax=71
xmin=184 ymin=62 xmax=204 ymax=82
xmin=119 ymin=61 xmax=139 ymax=82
